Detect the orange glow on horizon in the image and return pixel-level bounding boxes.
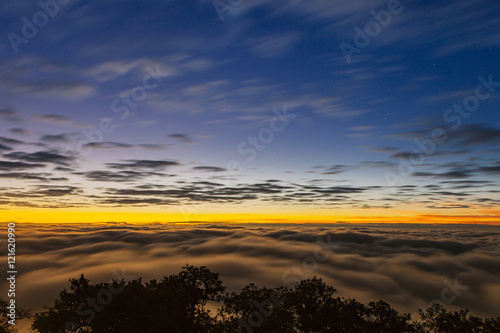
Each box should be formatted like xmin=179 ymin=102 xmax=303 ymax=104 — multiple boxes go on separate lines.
xmin=2 ymin=209 xmax=500 ymax=225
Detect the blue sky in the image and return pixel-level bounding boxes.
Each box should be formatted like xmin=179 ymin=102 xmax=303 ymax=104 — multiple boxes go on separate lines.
xmin=1 ymin=0 xmax=500 ymax=222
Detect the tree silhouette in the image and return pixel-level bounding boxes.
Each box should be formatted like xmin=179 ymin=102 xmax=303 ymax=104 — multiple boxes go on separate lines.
xmin=417 ymin=304 xmax=500 ymax=333
xmin=32 ymin=265 xmax=224 ymax=333
xmin=28 ymin=265 xmax=500 ymax=332
xmin=219 ymin=283 xmax=294 ymax=332
xmin=0 ymin=298 xmax=30 ymax=333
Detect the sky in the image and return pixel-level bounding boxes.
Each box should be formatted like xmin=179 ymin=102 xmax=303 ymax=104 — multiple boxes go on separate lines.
xmin=1 ymin=0 xmax=500 ymax=223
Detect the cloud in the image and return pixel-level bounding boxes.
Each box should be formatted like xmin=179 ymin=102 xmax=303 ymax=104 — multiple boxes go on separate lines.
xmin=168 ymin=134 xmax=194 ymax=143
xmin=309 ymin=97 xmax=368 ymax=118
xmin=408 ymin=161 xmax=500 ymax=182
xmin=478 ymin=163 xmax=500 ymax=175
xmin=106 ymin=160 xmax=180 ymax=170
xmin=349 ymin=126 xmax=375 ymax=131
xmin=39 ymin=133 xmax=74 ymax=143
xmin=38 ymin=115 xmax=67 ymax=122
xmin=323 ymin=165 xmax=351 ymax=175
xmin=0 ymin=136 xmax=24 ymax=145
xmin=1 ymin=185 xmax=82 ymax=198
xmin=413 ymin=170 xmax=474 ymax=180
xmin=179 ymin=58 xmax=214 ymax=72
xmin=84 ymin=142 xmax=171 ymax=150
xmin=0 ymin=151 xmax=494 ymax=209
xmin=99 ymin=197 xmax=175 ymax=206
xmin=439 ymin=180 xmax=494 ymax=188
xmin=43 ymin=174 xmax=491 ymax=210
xmin=275 ymin=0 xmax=500 ymax=57
xmin=0 ymin=108 xmax=22 ymax=122
xmin=0 ymin=161 xmax=45 ymax=171
xmin=85 ymin=59 xmax=148 ymax=82
xmin=0 ymin=144 xmax=12 ymax=151
xmin=452 ymin=124 xmax=500 ymax=147
xmin=146 ymin=77 xmax=365 ymax=123
xmin=34 ymin=114 xmax=82 ymax=127
xmin=368 ymin=147 xmax=400 ymax=153
xmin=246 ymin=32 xmax=302 ymax=58
xmin=192 ymin=166 xmax=226 ymax=172
xmin=0 ymin=57 xmax=95 ymax=100
xmin=100 ymin=181 xmax=296 ymax=204
xmin=75 ymin=170 xmax=168 ymax=183
xmin=274 ymin=0 xmax=388 ymax=25
xmin=0 ymin=172 xmax=67 ymax=181
xmin=386 ymin=123 xmax=500 ymax=150
xmin=4 ymin=150 xmax=74 ymax=166
xmin=390 ymin=151 xmax=426 ymax=161
xmin=86 ymin=142 xmax=133 ymax=149
xmin=6 ymin=223 xmax=500 ymax=322
xmin=359 ymin=161 xmax=397 ymax=168
xmin=103 ymin=186 xmax=255 ymax=203
xmin=9 ymin=128 xmax=32 ymax=136
xmin=34 ymin=185 xmax=83 ymax=197
xmin=84 ymin=58 xmax=178 ymax=83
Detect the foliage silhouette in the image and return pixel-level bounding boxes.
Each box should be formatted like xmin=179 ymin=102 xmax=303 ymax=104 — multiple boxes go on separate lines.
xmin=25 ymin=265 xmax=500 ymax=332
xmin=0 ymin=298 xmax=30 ymax=333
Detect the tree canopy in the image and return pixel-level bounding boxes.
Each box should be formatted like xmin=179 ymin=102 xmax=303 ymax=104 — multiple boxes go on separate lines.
xmin=0 ymin=298 xmax=30 ymax=333
xmin=3 ymin=265 xmax=495 ymax=332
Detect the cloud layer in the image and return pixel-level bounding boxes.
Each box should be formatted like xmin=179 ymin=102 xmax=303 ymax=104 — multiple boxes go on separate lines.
xmin=4 ymin=223 xmax=500 ymax=321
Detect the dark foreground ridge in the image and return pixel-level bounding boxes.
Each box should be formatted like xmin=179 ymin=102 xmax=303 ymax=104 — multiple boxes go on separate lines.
xmin=4 ymin=265 xmax=498 ymax=332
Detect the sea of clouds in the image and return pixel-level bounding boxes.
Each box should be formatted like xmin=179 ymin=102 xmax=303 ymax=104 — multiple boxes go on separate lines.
xmin=2 ymin=222 xmax=499 ymax=326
